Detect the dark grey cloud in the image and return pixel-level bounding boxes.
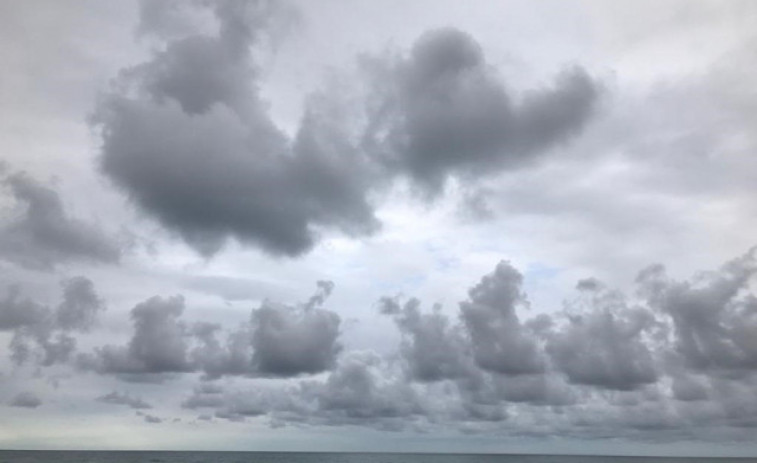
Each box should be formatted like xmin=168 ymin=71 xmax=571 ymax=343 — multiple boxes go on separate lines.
xmin=143 ymin=414 xmax=162 ymax=424
xmin=56 ymin=277 xmax=105 ymax=332
xmin=304 ymin=352 xmax=423 ymax=427
xmin=136 ymin=410 xmax=163 ymax=424
xmin=94 ymin=1 xmax=601 ymax=259
xmin=97 ymin=391 xmax=152 ymax=410
xmin=363 ymin=28 xmax=600 ymax=194
xmin=1 ymin=277 xmax=102 ymax=367
xmin=0 ymin=285 xmax=48 ymax=331
xmin=80 ymin=281 xmax=341 ymax=380
xmin=200 ymin=353 xmax=425 ymax=428
xmin=0 ymin=172 xmax=121 ymax=270
xmin=460 ymin=261 xmax=545 ymax=376
xmin=637 ymin=248 xmax=757 ymax=377
xmin=6 ymin=246 xmax=757 ymax=440
xmin=546 ymin=284 xmax=660 ymax=391
xmin=250 ymin=281 xmax=341 ymax=377
xmin=670 ymin=374 xmax=709 ymax=402
xmin=379 ymin=297 xmax=468 ymax=382
xmin=95 ymin=0 xmax=379 ymax=257
xmin=190 ymin=281 xmax=342 ymax=379
xmin=190 ymin=320 xmax=253 ymax=380
xmin=11 ymin=328 xmax=77 ymax=367
xmin=378 ymin=262 xmax=573 ymax=412
xmin=10 ymin=391 xmax=41 ymax=408
xmin=81 ymin=295 xmax=192 ymax=378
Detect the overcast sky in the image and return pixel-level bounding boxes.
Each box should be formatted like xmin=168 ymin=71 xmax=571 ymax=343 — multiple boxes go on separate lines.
xmin=2 ymin=0 xmax=757 ymax=457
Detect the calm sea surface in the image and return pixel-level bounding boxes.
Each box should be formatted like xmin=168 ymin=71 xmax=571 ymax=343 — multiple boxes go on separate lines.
xmin=0 ymin=453 xmax=751 ymax=463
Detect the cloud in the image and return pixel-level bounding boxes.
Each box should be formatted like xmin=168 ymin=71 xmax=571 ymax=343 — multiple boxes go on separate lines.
xmin=545 ymin=283 xmax=660 ymax=391
xmin=97 ymin=391 xmax=152 ymax=410
xmin=136 ymin=410 xmax=163 ymax=424
xmin=0 ymin=172 xmax=121 ymax=270
xmin=190 ymin=321 xmax=253 ymax=380
xmin=460 ymin=261 xmax=545 ymax=376
xmin=81 ymin=295 xmax=192 ymax=379
xmin=0 ymin=286 xmax=49 ymax=331
xmin=250 ymin=281 xmax=341 ymax=376
xmin=10 ymin=392 xmax=41 ymax=408
xmin=56 ymin=276 xmax=105 ymax=332
xmin=637 ymin=248 xmax=757 ymax=376
xmin=363 ymin=28 xmax=600 ymax=194
xmin=1 ymin=277 xmax=103 ymax=366
xmin=379 ymin=296 xmax=468 ymax=382
xmin=94 ymin=1 xmax=601 ymax=259
xmin=95 ymin=0 xmax=379 ymax=257
xmin=7 ymin=244 xmax=757 ymax=440
xmin=82 ymin=281 xmax=342 ymax=380
xmin=304 ymin=351 xmax=424 ymax=427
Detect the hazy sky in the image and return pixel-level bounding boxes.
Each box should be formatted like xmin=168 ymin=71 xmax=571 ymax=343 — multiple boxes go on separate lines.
xmin=2 ymin=0 xmax=757 ymax=456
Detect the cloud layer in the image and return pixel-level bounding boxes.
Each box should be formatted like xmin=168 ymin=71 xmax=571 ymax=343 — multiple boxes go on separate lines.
xmin=4 ymin=248 xmax=757 ymax=441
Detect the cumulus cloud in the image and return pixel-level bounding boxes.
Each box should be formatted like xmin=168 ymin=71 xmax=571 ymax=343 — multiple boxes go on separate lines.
xmin=190 ymin=321 xmax=253 ymax=380
xmin=6 ymin=243 xmax=757 ymax=439
xmin=0 ymin=286 xmax=48 ymax=332
xmin=304 ymin=352 xmax=424 ymax=427
xmin=80 ymin=281 xmax=342 ymax=380
xmin=55 ymin=277 xmax=105 ymax=332
xmin=250 ymin=281 xmax=341 ymax=377
xmin=637 ymin=248 xmax=757 ymax=376
xmin=1 ymin=277 xmax=103 ymax=367
xmin=0 ymin=172 xmax=121 ymax=269
xmin=379 ymin=296 xmax=468 ymax=382
xmin=81 ymin=295 xmax=192 ymax=379
xmin=546 ymin=283 xmax=660 ymax=390
xmin=460 ymin=261 xmax=545 ymax=376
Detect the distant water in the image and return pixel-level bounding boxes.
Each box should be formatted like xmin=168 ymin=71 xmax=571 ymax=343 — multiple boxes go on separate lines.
xmin=0 ymin=452 xmax=747 ymax=463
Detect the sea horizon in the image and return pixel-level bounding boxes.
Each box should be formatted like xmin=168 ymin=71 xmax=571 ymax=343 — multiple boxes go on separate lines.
xmin=1 ymin=449 xmax=755 ymax=459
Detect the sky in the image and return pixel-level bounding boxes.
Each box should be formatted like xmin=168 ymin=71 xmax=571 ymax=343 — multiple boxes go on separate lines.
xmin=2 ymin=0 xmax=757 ymax=457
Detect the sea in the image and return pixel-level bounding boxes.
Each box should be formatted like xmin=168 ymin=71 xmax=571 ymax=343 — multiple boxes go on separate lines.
xmin=0 ymin=453 xmax=751 ymax=463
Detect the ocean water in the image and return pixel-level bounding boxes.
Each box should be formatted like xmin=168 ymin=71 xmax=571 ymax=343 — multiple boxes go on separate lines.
xmin=0 ymin=452 xmax=747 ymax=463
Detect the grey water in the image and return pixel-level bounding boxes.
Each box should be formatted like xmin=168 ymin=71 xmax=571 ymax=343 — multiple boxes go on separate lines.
xmin=0 ymin=452 xmax=750 ymax=463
